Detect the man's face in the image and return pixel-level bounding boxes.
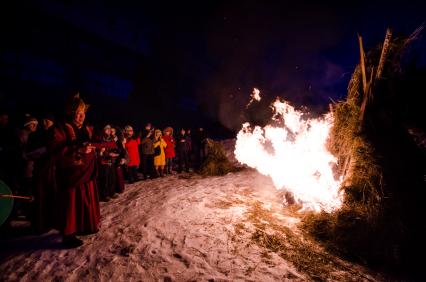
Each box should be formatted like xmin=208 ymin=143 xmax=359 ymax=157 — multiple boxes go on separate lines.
xmin=28 ymin=123 xmax=38 ymax=132
xmin=126 ymin=127 xmax=134 ymax=137
xmin=74 ymin=110 xmax=86 ymax=126
xmin=145 ymin=124 xmax=151 ymax=130
xmin=111 ymin=128 xmax=116 ymax=136
xmin=104 ymin=128 xmax=111 ymax=136
xmin=42 ymin=119 xmax=53 ymax=130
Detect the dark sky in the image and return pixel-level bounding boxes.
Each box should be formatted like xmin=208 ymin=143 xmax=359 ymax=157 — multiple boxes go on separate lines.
xmin=1 ymin=1 xmax=425 ymax=136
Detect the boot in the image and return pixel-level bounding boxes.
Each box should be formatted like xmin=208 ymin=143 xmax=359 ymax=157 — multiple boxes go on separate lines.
xmin=62 ymin=234 xmax=83 ymax=248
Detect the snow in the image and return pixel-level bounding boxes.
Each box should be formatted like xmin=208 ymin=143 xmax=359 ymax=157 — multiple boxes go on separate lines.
xmin=0 ymin=140 xmax=378 ymax=281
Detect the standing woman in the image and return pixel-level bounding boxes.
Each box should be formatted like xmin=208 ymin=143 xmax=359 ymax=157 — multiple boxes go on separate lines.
xmin=162 ymin=127 xmax=175 ymax=174
xmin=124 ymin=125 xmax=140 ymax=183
xmin=97 ymin=125 xmax=118 ymax=202
xmin=153 ymin=129 xmax=167 ymax=177
xmin=50 ymin=93 xmax=100 ymax=248
xmin=111 ymin=126 xmax=126 ymax=193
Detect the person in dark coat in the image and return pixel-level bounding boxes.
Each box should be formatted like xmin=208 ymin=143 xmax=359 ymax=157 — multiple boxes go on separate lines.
xmin=176 ymin=128 xmax=191 ymax=173
xmin=31 ymin=113 xmax=57 ymax=233
xmin=111 ymin=126 xmax=126 ymax=193
xmin=97 ymin=125 xmax=119 ymax=202
xmin=140 ymin=123 xmax=156 ymax=179
xmin=16 ymin=114 xmax=39 ymax=196
xmin=49 ymin=93 xmax=101 ymax=247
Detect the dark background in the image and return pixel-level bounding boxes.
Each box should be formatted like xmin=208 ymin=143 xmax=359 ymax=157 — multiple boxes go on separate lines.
xmin=1 ymin=1 xmax=425 ymax=137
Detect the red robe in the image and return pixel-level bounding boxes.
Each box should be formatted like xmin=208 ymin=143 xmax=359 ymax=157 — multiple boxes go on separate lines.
xmin=50 ymin=122 xmax=101 ymax=236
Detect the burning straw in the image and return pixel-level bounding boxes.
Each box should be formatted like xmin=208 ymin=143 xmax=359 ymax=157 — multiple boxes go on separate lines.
xmin=303 ymin=27 xmax=426 ymax=271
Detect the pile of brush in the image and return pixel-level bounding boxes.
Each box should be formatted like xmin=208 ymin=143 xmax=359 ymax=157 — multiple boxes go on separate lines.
xmin=303 ymin=27 xmax=426 ymax=272
xmin=199 ymin=139 xmax=239 ymax=176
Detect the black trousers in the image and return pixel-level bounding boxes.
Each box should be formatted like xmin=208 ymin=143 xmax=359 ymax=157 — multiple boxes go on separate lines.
xmin=177 ymin=150 xmax=190 ymax=172
xmin=98 ymin=164 xmax=117 ymax=199
xmin=141 ymin=154 xmax=155 ymax=178
xmin=165 ymin=158 xmax=174 ymax=173
xmin=127 ymin=166 xmax=139 ymax=183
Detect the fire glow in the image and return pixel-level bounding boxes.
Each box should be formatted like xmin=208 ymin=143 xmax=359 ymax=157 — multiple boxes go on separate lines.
xmin=235 ymin=92 xmax=343 ymax=212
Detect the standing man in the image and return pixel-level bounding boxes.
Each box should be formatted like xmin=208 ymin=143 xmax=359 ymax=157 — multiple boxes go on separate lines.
xmin=140 ymin=123 xmax=155 ymax=179
xmin=176 ymin=128 xmax=191 ymax=173
xmin=17 ymin=114 xmax=39 ymax=196
xmin=50 ymin=93 xmax=100 ymax=247
xmin=31 ymin=113 xmax=57 ymax=233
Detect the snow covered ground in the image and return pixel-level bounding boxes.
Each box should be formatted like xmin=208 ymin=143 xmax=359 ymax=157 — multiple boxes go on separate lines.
xmin=0 ymin=140 xmax=380 ymax=281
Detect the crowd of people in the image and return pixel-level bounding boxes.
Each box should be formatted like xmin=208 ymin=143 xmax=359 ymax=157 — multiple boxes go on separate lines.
xmin=0 ymin=93 xmax=208 ymax=248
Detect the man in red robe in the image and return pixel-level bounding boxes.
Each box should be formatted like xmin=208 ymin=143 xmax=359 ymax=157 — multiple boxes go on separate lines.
xmin=49 ymin=93 xmax=100 ymax=248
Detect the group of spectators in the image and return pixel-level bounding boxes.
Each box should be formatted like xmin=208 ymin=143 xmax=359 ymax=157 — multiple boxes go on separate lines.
xmin=122 ymin=122 xmax=208 ymax=185
xmin=0 ymin=93 xmax=208 ymax=247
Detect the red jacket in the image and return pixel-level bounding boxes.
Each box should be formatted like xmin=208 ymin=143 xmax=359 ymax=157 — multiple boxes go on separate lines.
xmin=125 ymin=137 xmax=140 ymax=167
xmin=162 ymin=135 xmax=175 ymax=158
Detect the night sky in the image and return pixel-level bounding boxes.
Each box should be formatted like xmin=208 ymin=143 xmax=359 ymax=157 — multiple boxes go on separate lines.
xmin=1 ymin=1 xmax=425 ymax=137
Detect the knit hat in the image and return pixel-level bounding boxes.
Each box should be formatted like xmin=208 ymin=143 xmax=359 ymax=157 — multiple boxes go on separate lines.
xmin=41 ymin=112 xmax=55 ymax=122
xmin=23 ymin=114 xmax=38 ymax=127
xmin=65 ymin=92 xmax=89 ymax=116
xmin=163 ymin=127 xmax=173 ymax=135
xmin=104 ymin=124 xmax=112 ymax=130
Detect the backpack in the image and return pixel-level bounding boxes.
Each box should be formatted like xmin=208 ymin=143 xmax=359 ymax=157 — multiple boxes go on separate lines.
xmin=154 ymin=145 xmax=161 ymax=156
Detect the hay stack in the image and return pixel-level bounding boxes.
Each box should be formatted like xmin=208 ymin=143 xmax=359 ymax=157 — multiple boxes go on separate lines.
xmin=200 ymin=139 xmax=238 ymax=176
xmin=304 ymin=27 xmax=426 ymax=271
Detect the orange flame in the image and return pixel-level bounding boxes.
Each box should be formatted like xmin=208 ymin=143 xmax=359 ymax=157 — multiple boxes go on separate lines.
xmin=235 ymin=96 xmax=343 ymax=212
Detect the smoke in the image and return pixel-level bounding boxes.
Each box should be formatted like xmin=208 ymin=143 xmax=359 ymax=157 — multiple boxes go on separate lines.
xmin=192 ymin=2 xmax=348 ymax=131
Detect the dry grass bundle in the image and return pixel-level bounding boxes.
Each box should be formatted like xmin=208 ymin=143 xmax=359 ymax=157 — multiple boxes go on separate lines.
xmin=304 ymin=27 xmax=426 ymax=273
xmin=246 ymin=202 xmax=374 ymax=281
xmin=199 ymin=139 xmax=240 ymax=176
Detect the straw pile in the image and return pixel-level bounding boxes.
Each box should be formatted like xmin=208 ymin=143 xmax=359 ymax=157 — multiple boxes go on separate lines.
xmin=303 ymin=27 xmax=426 ymax=272
xmin=200 ymin=139 xmax=239 ymax=176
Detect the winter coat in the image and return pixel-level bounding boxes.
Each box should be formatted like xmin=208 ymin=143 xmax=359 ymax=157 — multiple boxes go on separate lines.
xmin=176 ymin=133 xmax=191 ymax=153
xmin=153 ymin=137 xmax=167 ymax=166
xmin=162 ymin=135 xmax=176 ymax=158
xmin=125 ymin=137 xmax=140 ymax=167
xmin=140 ymin=129 xmax=155 ymax=155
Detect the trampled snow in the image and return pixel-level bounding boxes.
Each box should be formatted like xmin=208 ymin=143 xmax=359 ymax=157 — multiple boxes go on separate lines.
xmin=0 ymin=140 xmax=378 ymax=281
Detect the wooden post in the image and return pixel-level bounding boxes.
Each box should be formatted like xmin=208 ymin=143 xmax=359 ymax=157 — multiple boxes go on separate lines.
xmin=359 ymin=67 xmax=374 ymax=123
xmin=376 ymin=28 xmax=392 ymax=79
xmin=358 ymin=34 xmax=368 ymax=94
xmin=358 ymin=34 xmax=370 ymax=123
